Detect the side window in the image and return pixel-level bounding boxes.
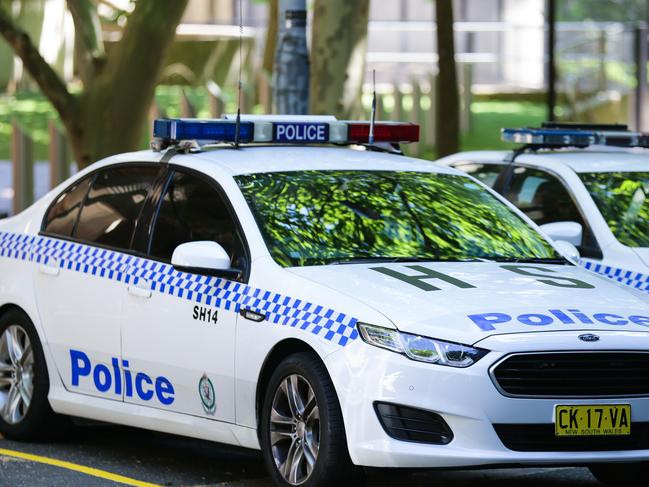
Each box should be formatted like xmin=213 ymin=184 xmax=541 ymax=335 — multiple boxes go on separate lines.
xmin=74 ymin=166 xmax=160 ymax=250
xmin=149 ymin=171 xmax=246 ymax=268
xmin=453 ymin=162 xmax=504 ymax=188
xmin=503 ymin=167 xmax=600 ymax=257
xmin=43 ymin=175 xmax=93 ymax=237
xmin=505 ymin=168 xmax=582 ymax=226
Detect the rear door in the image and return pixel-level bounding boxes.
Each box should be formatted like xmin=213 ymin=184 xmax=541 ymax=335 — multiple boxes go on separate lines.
xmin=34 ymin=164 xmax=162 ymax=401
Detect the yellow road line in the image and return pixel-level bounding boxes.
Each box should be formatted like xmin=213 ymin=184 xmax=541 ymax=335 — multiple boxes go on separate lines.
xmin=0 ymin=447 xmax=162 ymax=487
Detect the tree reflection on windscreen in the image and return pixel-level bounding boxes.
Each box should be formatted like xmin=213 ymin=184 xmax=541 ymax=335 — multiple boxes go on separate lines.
xmin=236 ymin=170 xmax=560 ymax=267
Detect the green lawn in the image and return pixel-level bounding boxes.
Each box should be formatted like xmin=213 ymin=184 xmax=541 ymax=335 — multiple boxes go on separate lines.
xmin=461 ymin=100 xmax=546 ymax=152
xmin=0 ymin=94 xmax=546 ymax=161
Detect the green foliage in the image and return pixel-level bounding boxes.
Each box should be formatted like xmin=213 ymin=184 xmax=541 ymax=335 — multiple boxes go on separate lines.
xmin=0 ymin=86 xmax=264 ymax=161
xmin=236 ymin=170 xmax=559 ymax=267
xmin=460 ymin=101 xmax=547 ymax=152
xmin=558 ymin=0 xmax=646 ymax=21
xmin=0 ymin=92 xmax=56 ymax=160
xmin=558 ymin=59 xmax=636 ymax=90
xmin=581 ymin=172 xmax=649 ymax=247
xmin=0 ymin=96 xmax=544 ymax=162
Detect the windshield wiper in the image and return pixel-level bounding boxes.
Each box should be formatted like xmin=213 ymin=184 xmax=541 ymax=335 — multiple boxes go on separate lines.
xmin=327 ymin=256 xmax=568 ymax=266
xmin=328 ymin=256 xmax=495 ymax=265
xmin=329 ymin=256 xmax=430 ymax=265
xmin=426 ymin=257 xmax=496 ymax=263
xmin=491 ymin=257 xmax=570 ymax=265
xmin=329 ymin=257 xmax=400 ymax=265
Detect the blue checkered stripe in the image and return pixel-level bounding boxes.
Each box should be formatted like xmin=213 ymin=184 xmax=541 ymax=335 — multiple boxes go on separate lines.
xmin=0 ymin=231 xmax=359 ymax=346
xmin=582 ymin=259 xmax=649 ymax=292
xmin=239 ymin=290 xmax=359 ymax=346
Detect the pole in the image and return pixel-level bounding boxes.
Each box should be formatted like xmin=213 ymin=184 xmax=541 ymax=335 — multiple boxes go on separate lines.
xmin=48 ymin=121 xmax=69 ymax=188
xmin=635 ymin=22 xmax=648 ymax=131
xmin=274 ymin=0 xmax=309 ymax=114
xmin=546 ymin=0 xmax=556 ymax=122
xmin=11 ymin=121 xmax=34 ymax=215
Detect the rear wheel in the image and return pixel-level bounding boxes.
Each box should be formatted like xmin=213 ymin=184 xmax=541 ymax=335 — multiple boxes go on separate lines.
xmin=589 ymin=463 xmax=649 ymax=485
xmin=0 ymin=309 xmax=68 ymax=440
xmin=260 ymin=352 xmax=362 ymax=487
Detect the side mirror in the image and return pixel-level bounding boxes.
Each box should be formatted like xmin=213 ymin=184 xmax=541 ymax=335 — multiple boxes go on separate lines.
xmin=171 ymin=241 xmax=240 ymax=279
xmin=539 ymin=221 xmax=583 ymax=247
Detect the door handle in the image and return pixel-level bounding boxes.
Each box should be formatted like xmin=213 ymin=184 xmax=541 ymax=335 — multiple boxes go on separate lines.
xmin=39 ymin=263 xmax=60 ymax=276
xmin=240 ymin=308 xmax=266 ymax=322
xmin=127 ymin=283 xmax=152 ymax=299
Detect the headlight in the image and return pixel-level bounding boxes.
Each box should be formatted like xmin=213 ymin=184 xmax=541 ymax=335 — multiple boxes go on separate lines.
xmin=357 ymin=323 xmax=488 ymax=368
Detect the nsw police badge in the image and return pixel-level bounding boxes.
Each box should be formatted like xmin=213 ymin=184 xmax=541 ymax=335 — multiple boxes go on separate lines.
xmin=199 ymin=373 xmax=216 ymax=415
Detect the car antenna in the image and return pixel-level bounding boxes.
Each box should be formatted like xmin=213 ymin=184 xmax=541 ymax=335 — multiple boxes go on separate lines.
xmin=234 ymin=0 xmax=243 ymax=149
xmin=364 ymin=70 xmax=402 ymax=155
xmin=369 ymin=69 xmax=377 ymax=145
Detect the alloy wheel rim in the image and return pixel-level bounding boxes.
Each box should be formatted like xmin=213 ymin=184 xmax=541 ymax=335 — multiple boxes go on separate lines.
xmin=0 ymin=325 xmax=34 ymax=424
xmin=270 ymin=374 xmax=320 ymax=485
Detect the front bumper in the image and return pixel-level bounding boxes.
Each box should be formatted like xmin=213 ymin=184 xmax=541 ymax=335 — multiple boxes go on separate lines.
xmin=325 ymin=330 xmax=649 ymax=468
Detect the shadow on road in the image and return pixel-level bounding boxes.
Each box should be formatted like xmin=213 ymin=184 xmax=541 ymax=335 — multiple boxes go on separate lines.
xmin=0 ymin=423 xmax=599 ymax=486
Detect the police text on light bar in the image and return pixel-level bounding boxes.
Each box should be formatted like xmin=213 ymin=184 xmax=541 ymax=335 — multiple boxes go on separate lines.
xmin=152 ymin=117 xmax=419 ymax=148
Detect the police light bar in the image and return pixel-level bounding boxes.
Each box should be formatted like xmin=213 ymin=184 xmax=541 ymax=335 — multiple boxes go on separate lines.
xmin=152 ymin=117 xmax=419 ymax=149
xmin=502 ymin=126 xmax=649 ymax=149
xmin=346 ymin=122 xmax=420 ymax=144
xmin=153 ymin=119 xmax=254 ymax=144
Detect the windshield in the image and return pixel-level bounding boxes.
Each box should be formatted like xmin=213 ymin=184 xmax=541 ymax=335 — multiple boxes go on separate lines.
xmin=580 ymin=172 xmax=649 ymax=248
xmin=236 ymin=170 xmax=562 ymax=267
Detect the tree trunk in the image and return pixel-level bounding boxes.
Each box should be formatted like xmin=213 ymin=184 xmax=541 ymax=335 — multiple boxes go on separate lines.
xmin=72 ymin=0 xmax=188 ymax=167
xmin=435 ymin=0 xmax=460 ymax=157
xmin=310 ymin=0 xmax=370 ymax=118
xmin=262 ymin=0 xmax=278 ymax=74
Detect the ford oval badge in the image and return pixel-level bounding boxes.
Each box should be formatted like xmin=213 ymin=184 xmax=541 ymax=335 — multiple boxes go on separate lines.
xmin=579 ymin=334 xmax=600 ymax=343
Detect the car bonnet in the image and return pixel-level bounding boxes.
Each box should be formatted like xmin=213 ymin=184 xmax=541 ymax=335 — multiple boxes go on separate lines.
xmin=287 ymin=261 xmax=649 ymax=345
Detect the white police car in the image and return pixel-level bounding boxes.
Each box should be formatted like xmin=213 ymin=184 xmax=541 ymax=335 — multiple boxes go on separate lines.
xmin=0 ymin=116 xmax=648 ymax=487
xmin=437 ymin=124 xmax=649 ymax=294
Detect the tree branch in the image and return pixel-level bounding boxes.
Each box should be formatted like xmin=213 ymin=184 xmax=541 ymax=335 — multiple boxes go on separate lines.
xmin=0 ymin=6 xmax=75 ymax=120
xmin=98 ymin=0 xmax=188 ymax=109
xmin=67 ymin=0 xmax=105 ymax=85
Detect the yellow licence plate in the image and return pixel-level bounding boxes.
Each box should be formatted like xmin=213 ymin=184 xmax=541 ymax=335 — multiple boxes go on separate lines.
xmin=555 ymin=404 xmax=631 ymax=436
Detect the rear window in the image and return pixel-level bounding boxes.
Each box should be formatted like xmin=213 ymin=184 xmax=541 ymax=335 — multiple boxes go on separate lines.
xmin=74 ymin=166 xmax=160 ymax=250
xmin=43 ymin=176 xmax=93 ymax=237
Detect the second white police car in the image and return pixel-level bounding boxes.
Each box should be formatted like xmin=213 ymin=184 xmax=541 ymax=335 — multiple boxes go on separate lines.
xmin=438 ymin=123 xmax=649 ymax=294
xmin=0 ymin=116 xmax=648 ymax=487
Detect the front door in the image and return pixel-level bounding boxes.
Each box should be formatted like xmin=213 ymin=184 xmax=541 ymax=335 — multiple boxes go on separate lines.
xmin=121 ymin=169 xmax=248 ymax=421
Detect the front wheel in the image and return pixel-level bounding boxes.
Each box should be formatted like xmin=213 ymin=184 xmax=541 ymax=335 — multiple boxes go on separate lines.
xmin=589 ymin=463 xmax=649 ymax=484
xmin=260 ymin=352 xmax=362 ymax=487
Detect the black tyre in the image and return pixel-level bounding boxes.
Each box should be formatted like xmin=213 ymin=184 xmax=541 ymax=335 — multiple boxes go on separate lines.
xmin=0 ymin=308 xmax=68 ymax=440
xmin=260 ymin=352 xmax=363 ymax=487
xmin=589 ymin=463 xmax=649 ymax=485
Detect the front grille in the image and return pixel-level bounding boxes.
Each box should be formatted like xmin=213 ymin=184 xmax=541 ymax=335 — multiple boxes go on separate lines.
xmin=494 ymin=423 xmax=649 ymax=452
xmin=374 ymin=402 xmax=453 ymax=445
xmin=492 ymin=352 xmax=649 ymax=397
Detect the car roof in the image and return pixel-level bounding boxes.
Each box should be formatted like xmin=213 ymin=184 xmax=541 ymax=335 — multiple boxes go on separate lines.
xmin=113 ymin=145 xmax=462 ymax=177
xmin=440 ymin=146 xmax=649 ymax=173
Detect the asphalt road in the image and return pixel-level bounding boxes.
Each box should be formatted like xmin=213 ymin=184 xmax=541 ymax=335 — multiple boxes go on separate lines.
xmin=0 ymin=422 xmax=603 ymax=487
